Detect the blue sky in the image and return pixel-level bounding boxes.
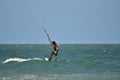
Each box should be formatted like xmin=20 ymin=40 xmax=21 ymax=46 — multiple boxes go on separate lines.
xmin=0 ymin=0 xmax=120 ymax=44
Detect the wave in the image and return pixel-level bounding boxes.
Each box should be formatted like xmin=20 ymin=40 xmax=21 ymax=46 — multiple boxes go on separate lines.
xmin=0 ymin=73 xmax=119 ymax=80
xmin=3 ymin=57 xmax=43 ymax=64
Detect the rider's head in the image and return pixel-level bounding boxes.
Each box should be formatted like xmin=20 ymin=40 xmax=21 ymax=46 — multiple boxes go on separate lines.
xmin=52 ymin=41 xmax=56 ymax=45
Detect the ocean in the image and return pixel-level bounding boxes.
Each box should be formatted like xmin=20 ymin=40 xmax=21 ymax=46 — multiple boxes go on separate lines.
xmin=0 ymin=44 xmax=120 ymax=80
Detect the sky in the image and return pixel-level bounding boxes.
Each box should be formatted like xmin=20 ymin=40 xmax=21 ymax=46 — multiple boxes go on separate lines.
xmin=0 ymin=0 xmax=120 ymax=44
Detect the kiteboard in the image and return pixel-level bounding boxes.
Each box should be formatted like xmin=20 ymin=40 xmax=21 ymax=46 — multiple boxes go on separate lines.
xmin=45 ymin=58 xmax=49 ymax=61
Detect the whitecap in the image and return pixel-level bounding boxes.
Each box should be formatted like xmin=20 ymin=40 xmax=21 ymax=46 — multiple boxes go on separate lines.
xmin=3 ymin=57 xmax=43 ymax=64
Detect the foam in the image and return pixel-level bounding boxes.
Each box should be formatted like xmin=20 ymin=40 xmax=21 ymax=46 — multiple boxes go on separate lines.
xmin=3 ymin=57 xmax=43 ymax=64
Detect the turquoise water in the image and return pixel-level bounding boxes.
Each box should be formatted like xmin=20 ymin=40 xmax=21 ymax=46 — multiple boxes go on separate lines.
xmin=0 ymin=44 xmax=120 ymax=80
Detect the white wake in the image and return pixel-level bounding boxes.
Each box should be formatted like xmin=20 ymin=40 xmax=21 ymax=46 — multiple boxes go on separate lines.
xmin=3 ymin=57 xmax=43 ymax=64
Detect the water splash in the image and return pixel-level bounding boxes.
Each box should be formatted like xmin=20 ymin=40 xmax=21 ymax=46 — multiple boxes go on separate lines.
xmin=3 ymin=57 xmax=43 ymax=64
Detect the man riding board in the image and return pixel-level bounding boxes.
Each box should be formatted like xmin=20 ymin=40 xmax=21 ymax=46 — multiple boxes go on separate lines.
xmin=48 ymin=40 xmax=59 ymax=61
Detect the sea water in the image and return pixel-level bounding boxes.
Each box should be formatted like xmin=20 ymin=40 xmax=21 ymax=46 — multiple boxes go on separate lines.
xmin=0 ymin=44 xmax=120 ymax=80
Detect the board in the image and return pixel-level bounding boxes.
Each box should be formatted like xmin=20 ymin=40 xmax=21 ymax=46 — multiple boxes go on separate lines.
xmin=45 ymin=58 xmax=49 ymax=61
